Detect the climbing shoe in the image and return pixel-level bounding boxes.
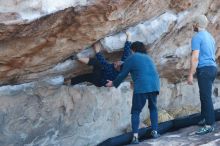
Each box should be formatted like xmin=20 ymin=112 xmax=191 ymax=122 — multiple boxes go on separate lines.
xmin=195 ymin=125 xmax=214 ymax=135
xmin=151 ymin=130 xmax=160 ymax=139
xmin=131 ymin=136 xmax=139 ymax=144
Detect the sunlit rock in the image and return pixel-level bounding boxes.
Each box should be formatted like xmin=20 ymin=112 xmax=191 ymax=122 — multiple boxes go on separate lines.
xmin=101 ymin=12 xmax=177 ymax=52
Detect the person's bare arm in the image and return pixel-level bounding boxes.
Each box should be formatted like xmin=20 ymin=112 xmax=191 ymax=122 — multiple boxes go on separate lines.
xmin=216 ymin=46 xmax=220 ymax=62
xmin=93 ymin=41 xmax=102 ymax=53
xmin=126 ymin=31 xmax=132 ymax=41
xmin=77 ymin=41 xmax=102 ymax=64
xmin=187 ymin=50 xmax=199 ymax=85
xmin=78 ymin=58 xmax=89 ymax=64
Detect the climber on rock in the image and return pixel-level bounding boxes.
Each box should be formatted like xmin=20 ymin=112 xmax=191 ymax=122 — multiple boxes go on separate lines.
xmin=106 ymin=41 xmax=161 ymax=144
xmin=64 ymin=31 xmax=132 ymax=87
xmin=187 ymin=14 xmax=217 ymax=135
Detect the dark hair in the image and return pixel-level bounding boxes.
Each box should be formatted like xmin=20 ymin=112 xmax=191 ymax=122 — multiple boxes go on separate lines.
xmin=131 ymin=41 xmax=147 ymax=54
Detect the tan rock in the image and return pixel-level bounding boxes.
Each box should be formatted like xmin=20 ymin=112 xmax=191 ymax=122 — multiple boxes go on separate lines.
xmin=169 ymin=0 xmax=192 ymax=12
xmin=0 ymin=0 xmax=219 ymax=85
xmin=145 ymin=109 xmax=173 ymax=126
xmin=0 ymin=0 xmax=170 ymax=85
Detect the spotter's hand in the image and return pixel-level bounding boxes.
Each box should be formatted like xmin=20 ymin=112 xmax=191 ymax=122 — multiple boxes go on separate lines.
xmin=106 ymin=80 xmax=113 ymax=87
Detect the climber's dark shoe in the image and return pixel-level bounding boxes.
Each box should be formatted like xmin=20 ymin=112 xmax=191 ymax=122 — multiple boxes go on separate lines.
xmin=131 ymin=136 xmax=139 ymax=144
xmin=151 ymin=130 xmax=160 ymax=139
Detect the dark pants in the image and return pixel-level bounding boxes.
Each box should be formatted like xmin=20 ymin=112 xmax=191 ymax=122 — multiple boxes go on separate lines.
xmin=71 ymin=58 xmax=103 ymax=87
xmin=197 ymin=66 xmax=217 ymax=126
xmin=131 ymin=92 xmax=158 ymax=133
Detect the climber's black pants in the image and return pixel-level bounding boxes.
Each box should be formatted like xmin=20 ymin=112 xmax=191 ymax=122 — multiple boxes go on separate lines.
xmin=197 ymin=66 xmax=217 ymax=125
xmin=71 ymin=58 xmax=103 ymax=87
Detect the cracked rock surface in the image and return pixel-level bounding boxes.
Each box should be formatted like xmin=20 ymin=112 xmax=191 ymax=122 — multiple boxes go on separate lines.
xmin=0 ymin=0 xmax=219 ymax=85
xmin=0 ymin=0 xmax=220 ymax=146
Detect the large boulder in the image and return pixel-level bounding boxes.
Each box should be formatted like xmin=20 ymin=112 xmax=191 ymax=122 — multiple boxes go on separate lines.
xmin=0 ymin=78 xmax=220 ymax=146
xmin=0 ymin=0 xmax=170 ymax=85
xmin=0 ymin=0 xmax=219 ymax=85
xmin=0 ymin=0 xmax=220 ymax=146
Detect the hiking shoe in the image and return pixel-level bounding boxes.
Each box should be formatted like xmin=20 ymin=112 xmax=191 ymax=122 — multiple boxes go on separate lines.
xmin=131 ymin=136 xmax=139 ymax=144
xmin=198 ymin=119 xmax=206 ymax=126
xmin=195 ymin=125 xmax=214 ymax=135
xmin=151 ymin=130 xmax=160 ymax=139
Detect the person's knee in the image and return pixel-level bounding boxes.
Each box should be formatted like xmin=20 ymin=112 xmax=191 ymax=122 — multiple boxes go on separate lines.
xmin=148 ymin=99 xmax=157 ymax=111
xmin=131 ymin=103 xmax=143 ymax=114
xmin=148 ymin=104 xmax=157 ymax=113
xmin=148 ymin=104 xmax=157 ymax=111
xmin=131 ymin=110 xmax=141 ymax=116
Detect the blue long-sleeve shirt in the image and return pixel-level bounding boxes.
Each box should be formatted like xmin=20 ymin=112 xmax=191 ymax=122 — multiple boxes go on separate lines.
xmin=95 ymin=41 xmax=132 ymax=86
xmin=113 ymin=52 xmax=160 ymax=94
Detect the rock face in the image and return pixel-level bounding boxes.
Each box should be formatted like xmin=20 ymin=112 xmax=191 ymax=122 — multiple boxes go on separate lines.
xmin=0 ymin=0 xmax=93 ymax=23
xmin=0 ymin=0 xmax=170 ymax=85
xmin=0 ymin=79 xmax=220 ymax=146
xmin=0 ymin=82 xmax=147 ymax=146
xmin=0 ymin=0 xmax=218 ymax=85
xmin=0 ymin=0 xmax=220 ymax=146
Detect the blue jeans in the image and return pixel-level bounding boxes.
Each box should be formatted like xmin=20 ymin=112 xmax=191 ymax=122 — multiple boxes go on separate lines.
xmin=131 ymin=92 xmax=158 ymax=133
xmin=197 ymin=66 xmax=217 ymax=125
